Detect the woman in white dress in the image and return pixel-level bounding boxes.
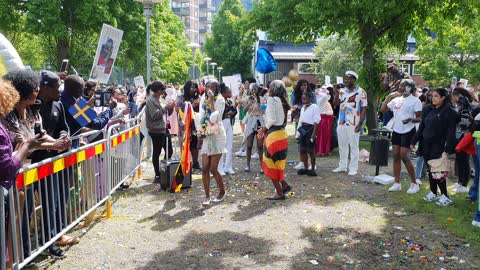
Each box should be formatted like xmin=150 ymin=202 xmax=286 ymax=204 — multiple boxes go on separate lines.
xmin=200 ymin=81 xmax=227 ymax=205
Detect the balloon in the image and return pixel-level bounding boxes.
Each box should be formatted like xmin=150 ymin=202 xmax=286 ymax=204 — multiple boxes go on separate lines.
xmin=288 ymin=69 xmax=299 ymax=82
xmin=0 ymin=33 xmax=24 ymax=77
xmin=282 ymin=76 xmax=293 ymax=87
xmin=255 ymin=48 xmax=277 ymax=74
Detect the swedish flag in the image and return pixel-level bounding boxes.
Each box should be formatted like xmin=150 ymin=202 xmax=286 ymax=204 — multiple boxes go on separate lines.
xmin=68 ymin=98 xmax=97 ymax=127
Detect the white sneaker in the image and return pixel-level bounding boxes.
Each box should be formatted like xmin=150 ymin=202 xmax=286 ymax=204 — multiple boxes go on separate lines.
xmin=416 ymin=179 xmax=422 ymax=185
xmin=436 ymin=194 xmax=453 ymax=206
xmin=388 ymin=182 xmax=402 ymax=192
xmin=423 ymin=191 xmax=439 ymax=202
xmin=252 ymin=153 xmax=260 ymax=159
xmin=225 ymin=170 xmax=236 ymax=175
xmin=332 ymin=167 xmax=347 ymax=173
xmin=450 ymin=183 xmax=461 ymax=191
xmin=219 ymin=171 xmax=226 ymax=176
xmin=348 ymin=171 xmax=357 ymax=176
xmin=295 ymin=162 xmax=305 ymax=170
xmin=472 ymin=220 xmax=480 ymax=227
xmin=406 ymin=183 xmax=420 ymax=194
xmin=235 ymin=150 xmax=246 ymax=157
xmin=455 ymin=185 xmax=469 ymax=193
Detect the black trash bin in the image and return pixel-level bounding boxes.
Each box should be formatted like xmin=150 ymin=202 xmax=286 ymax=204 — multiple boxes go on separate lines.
xmin=369 ymin=129 xmax=391 ymax=175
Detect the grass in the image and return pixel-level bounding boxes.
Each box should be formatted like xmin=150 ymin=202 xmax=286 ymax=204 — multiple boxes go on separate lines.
xmin=388 ymin=178 xmax=480 ymax=246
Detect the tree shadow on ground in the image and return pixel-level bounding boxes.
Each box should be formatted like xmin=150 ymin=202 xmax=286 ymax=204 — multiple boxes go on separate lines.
xmin=289 ymin=223 xmax=476 ymax=270
xmin=141 ymin=230 xmax=280 ymax=270
xmin=136 ymin=196 xmax=210 ymax=232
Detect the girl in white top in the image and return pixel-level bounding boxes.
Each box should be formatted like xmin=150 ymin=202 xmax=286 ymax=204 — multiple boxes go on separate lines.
xmin=297 ymin=92 xmax=321 ymax=176
xmin=381 ymin=79 xmax=422 ymax=194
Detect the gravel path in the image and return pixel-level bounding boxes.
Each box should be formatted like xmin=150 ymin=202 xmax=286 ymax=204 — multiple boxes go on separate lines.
xmin=30 ymin=124 xmax=480 ymax=270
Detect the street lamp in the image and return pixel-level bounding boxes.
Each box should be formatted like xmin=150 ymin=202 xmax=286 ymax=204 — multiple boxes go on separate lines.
xmin=203 ymin=57 xmax=211 ymax=77
xmin=187 ymin=42 xmax=200 ymax=80
xmin=217 ymin=66 xmax=223 ymax=82
xmin=210 ymin=62 xmax=217 ymax=79
xmin=134 ymin=0 xmax=164 ymax=84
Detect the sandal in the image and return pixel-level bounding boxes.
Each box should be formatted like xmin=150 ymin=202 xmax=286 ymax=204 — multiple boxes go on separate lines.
xmin=212 ymin=192 xmax=226 ymax=203
xmin=201 ymin=197 xmax=211 ymax=206
xmin=282 ymin=185 xmax=292 ymax=193
xmin=56 ymin=235 xmax=80 ymax=246
xmin=267 ymin=194 xmax=286 ymax=200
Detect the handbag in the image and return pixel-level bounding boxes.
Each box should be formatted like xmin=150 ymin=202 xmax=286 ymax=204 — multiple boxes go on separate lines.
xmin=427 ymin=153 xmax=449 ymax=173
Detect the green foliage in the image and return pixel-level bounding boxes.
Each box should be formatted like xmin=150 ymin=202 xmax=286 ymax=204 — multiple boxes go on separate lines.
xmin=0 ymin=0 xmax=192 ymax=83
xmin=415 ymin=7 xmax=480 ymax=88
xmin=311 ymin=34 xmax=363 ymax=85
xmin=204 ymin=0 xmax=254 ymax=79
xmin=248 ymin=0 xmax=463 ymax=131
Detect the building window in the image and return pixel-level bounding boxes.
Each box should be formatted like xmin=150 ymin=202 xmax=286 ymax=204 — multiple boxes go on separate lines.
xmin=412 ymin=64 xmax=421 ymax=75
xmin=297 ymin=62 xmax=314 ymax=74
xmin=400 ymin=64 xmax=410 ymax=75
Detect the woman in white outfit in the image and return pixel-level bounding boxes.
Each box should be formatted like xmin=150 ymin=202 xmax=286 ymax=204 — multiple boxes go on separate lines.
xmin=200 ymin=81 xmax=227 ymax=205
xmin=218 ymin=83 xmax=237 ymax=175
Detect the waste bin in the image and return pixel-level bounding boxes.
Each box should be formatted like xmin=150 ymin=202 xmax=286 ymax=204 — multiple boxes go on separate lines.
xmin=369 ymin=129 xmax=391 ymax=175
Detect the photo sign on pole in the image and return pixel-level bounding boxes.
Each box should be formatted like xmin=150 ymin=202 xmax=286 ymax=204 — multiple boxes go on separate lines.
xmin=134 ymin=76 xmax=145 ymax=89
xmin=89 ymin=24 xmax=124 ymax=83
xmin=222 ymin=74 xmax=242 ymax=97
xmin=336 ymin=76 xmax=343 ymax=85
xmin=325 ymin=75 xmax=331 ymax=86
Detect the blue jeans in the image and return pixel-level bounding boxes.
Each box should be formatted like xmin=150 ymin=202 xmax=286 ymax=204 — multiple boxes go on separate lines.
xmin=472 ymin=139 xmax=480 ymax=221
xmin=415 ymin=156 xmax=425 ymax=180
xmin=469 ymin=148 xmax=479 ymax=201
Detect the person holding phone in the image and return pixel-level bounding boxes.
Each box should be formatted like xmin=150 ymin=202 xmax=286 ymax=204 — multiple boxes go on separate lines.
xmin=381 ymin=79 xmax=422 ymax=194
xmin=200 ymin=81 xmax=227 ymax=205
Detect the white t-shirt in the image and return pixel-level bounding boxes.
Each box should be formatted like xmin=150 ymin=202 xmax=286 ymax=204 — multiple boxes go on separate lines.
xmin=299 ymin=103 xmax=321 ymax=125
xmin=387 ymin=94 xmax=422 ymax=134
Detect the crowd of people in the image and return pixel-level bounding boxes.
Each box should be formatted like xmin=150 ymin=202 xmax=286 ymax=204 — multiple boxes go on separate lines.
xmin=3 ymin=64 xmax=480 ymax=265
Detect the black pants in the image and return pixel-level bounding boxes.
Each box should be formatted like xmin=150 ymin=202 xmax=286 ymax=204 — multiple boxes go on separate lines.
xmin=456 ymin=152 xmax=470 ymax=186
xmin=149 ymin=133 xmax=166 ymax=177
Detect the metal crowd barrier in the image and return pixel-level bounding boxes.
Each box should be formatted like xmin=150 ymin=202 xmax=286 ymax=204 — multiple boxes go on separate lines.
xmin=1 ymin=110 xmax=144 ymax=269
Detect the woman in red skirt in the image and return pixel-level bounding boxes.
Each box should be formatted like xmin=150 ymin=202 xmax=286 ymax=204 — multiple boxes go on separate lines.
xmin=315 ymin=86 xmax=334 ymax=156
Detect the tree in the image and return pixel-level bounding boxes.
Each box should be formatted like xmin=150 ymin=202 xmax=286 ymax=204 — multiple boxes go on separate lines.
xmin=248 ymin=0 xmax=461 ymax=132
xmin=204 ymin=0 xmax=254 ymax=79
xmin=0 ymin=0 xmax=193 ymax=83
xmin=415 ymin=8 xmax=480 ymax=87
xmin=149 ymin=1 xmax=191 ymax=83
xmin=311 ymin=34 xmax=362 ymax=84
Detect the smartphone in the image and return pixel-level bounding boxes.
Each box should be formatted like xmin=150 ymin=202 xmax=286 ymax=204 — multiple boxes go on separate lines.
xmin=94 ymin=91 xmax=111 ymax=107
xmin=60 ymin=59 xmax=69 ymax=72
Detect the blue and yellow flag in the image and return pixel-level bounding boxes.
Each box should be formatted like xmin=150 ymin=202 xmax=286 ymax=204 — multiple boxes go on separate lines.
xmin=68 ymin=98 xmax=97 ymax=127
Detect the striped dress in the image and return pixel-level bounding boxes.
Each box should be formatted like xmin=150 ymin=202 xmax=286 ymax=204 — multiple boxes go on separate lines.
xmin=262 ymin=97 xmax=288 ymax=181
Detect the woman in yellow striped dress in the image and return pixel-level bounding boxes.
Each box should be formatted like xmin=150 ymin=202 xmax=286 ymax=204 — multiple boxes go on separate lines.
xmin=258 ymin=80 xmax=291 ymax=200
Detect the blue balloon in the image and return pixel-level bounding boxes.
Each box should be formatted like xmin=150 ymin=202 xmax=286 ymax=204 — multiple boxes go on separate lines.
xmin=260 ymin=103 xmax=267 ymax=111
xmin=255 ymin=48 xmax=277 ymax=74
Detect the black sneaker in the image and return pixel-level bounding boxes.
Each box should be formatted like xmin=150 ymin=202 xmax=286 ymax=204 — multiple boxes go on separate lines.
xmin=306 ymin=170 xmax=317 ymax=177
xmin=297 ymin=169 xmax=307 ymax=175
xmin=48 ymin=244 xmax=66 ymax=259
xmin=153 ymin=176 xmax=161 ymax=184
xmin=119 ymin=183 xmax=130 ymax=190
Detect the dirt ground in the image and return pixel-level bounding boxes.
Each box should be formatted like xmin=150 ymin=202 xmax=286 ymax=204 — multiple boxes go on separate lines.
xmin=34 ymin=123 xmax=480 ymax=269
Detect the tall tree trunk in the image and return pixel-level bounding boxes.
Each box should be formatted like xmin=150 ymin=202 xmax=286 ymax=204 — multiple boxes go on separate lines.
xmin=362 ymin=43 xmax=378 ymax=134
xmin=56 ymin=38 xmax=69 ymax=70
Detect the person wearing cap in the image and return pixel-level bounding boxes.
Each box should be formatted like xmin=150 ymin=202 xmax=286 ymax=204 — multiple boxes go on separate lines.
xmin=31 ymin=70 xmax=81 ymax=254
xmin=332 ymin=71 xmax=367 ymax=176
